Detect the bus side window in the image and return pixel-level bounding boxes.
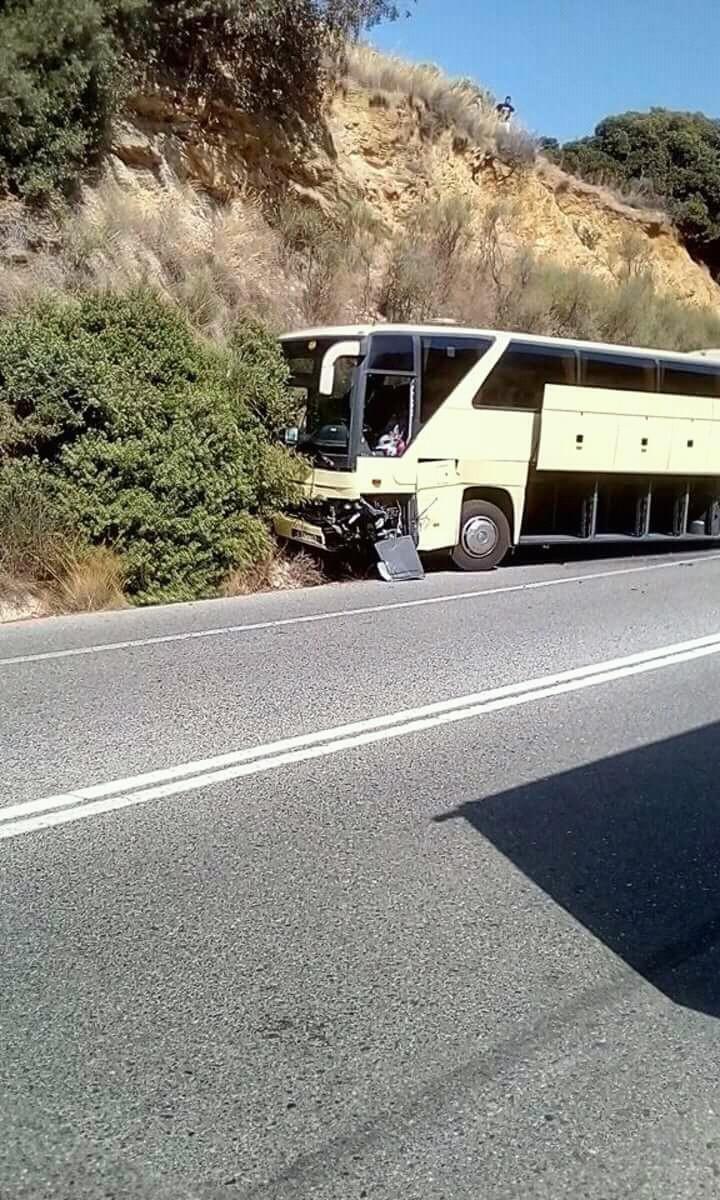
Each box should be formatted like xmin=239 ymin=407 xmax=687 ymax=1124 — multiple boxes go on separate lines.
xmin=473 ymin=343 xmax=576 ymax=410
xmin=421 ymin=336 xmax=492 ymax=424
xmin=581 ymin=352 xmax=657 ymax=390
xmin=660 ymin=362 xmax=720 ymax=397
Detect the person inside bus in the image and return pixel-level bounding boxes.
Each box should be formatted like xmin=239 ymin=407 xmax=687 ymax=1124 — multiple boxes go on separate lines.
xmin=374 ymin=421 xmax=407 ymax=456
xmin=363 ymin=377 xmax=411 ymax=455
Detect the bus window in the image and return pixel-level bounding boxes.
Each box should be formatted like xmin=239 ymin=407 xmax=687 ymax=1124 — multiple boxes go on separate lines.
xmin=581 ymin=351 xmax=657 ymax=391
xmin=362 ymin=375 xmax=414 ymax=457
xmin=660 ymin=362 xmax=720 ymax=397
xmin=367 ymin=334 xmax=414 ymax=373
xmin=421 ymin=336 xmax=492 ymax=423
xmin=474 ymin=342 xmax=576 ymax=410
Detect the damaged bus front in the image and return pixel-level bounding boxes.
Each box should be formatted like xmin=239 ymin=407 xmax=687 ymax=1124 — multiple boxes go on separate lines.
xmin=274 ymin=322 xmax=720 ymax=580
xmin=274 ymin=329 xmax=425 ymax=580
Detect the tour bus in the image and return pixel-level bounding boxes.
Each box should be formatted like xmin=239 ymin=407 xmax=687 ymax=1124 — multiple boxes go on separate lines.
xmin=273 ymin=323 xmax=720 ymax=572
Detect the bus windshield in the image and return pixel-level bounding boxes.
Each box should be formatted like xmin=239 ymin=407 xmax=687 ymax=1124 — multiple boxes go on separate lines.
xmin=281 ymin=338 xmax=360 ymax=467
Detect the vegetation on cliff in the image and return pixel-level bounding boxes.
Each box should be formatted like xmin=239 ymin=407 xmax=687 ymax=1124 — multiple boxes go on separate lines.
xmin=0 ymin=0 xmax=413 ymax=201
xmin=550 ymin=110 xmax=720 ymax=277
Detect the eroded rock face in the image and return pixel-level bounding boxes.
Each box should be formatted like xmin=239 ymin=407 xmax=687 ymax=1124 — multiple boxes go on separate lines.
xmin=103 ymin=82 xmax=720 ymax=311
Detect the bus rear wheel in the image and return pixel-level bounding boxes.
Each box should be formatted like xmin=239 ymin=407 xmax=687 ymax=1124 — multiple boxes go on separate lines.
xmin=452 ymin=499 xmax=510 ymax=571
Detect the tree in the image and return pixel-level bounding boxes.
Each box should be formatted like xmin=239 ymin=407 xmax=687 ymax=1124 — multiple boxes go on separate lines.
xmin=321 ymin=0 xmax=415 ymax=33
xmin=558 ymin=110 xmax=720 ymax=275
xmin=0 ymin=0 xmax=415 ymax=199
xmin=0 ymin=0 xmax=120 ymax=199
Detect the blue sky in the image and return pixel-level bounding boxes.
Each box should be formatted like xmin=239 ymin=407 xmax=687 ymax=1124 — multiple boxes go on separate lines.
xmin=370 ymin=0 xmax=720 ymax=142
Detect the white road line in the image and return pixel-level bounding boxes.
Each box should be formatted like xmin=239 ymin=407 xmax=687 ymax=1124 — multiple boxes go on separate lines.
xmin=1 ymin=552 xmax=719 ymax=669
xmin=3 ymin=631 xmax=720 ymax=842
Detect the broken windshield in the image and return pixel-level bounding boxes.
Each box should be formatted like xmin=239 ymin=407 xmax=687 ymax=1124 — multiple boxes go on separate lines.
xmin=281 ymin=338 xmax=360 ymax=467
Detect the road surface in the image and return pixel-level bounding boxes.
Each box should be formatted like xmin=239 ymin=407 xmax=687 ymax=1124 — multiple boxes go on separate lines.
xmin=3 ymin=547 xmax=720 ymax=1198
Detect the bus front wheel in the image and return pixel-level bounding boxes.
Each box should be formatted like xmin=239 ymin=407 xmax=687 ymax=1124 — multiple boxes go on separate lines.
xmin=452 ymin=499 xmax=510 ymax=571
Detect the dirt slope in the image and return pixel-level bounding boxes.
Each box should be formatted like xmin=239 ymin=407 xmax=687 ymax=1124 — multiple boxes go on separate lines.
xmin=109 ymin=71 xmax=720 ymax=310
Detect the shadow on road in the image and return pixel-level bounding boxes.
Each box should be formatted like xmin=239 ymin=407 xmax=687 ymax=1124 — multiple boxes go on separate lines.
xmin=434 ymin=723 xmax=720 ymax=1018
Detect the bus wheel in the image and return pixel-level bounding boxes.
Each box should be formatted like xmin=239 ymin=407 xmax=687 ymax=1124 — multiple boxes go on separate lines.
xmin=452 ymin=499 xmax=510 ymax=571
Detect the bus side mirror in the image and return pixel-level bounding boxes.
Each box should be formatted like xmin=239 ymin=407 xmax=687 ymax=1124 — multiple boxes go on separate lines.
xmin=282 ymin=426 xmax=299 ymax=446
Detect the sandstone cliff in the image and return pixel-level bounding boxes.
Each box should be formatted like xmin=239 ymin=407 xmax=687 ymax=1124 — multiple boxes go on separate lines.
xmin=105 ymin=55 xmax=720 ymax=312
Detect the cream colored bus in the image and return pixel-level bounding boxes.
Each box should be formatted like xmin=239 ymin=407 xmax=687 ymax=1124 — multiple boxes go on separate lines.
xmin=274 ymin=323 xmax=720 ymax=573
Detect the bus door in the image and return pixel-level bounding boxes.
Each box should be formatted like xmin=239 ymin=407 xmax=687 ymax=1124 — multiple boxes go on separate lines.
xmin=358 ymin=334 xmax=418 ymax=478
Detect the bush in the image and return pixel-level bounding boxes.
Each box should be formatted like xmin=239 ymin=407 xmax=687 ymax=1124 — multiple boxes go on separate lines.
xmin=275 ymin=199 xmax=382 ymax=322
xmin=0 ymin=0 xmax=413 ymax=203
xmin=380 ymin=195 xmax=485 ymax=323
xmin=0 ymin=459 xmax=73 ymax=578
xmin=0 ymin=291 xmax=300 ymax=603
xmin=0 ymin=0 xmax=121 ymax=199
xmin=495 ymin=258 xmax=720 ymax=351
xmin=558 ymin=110 xmax=720 ymax=275
xmin=121 ymin=0 xmax=327 ymax=122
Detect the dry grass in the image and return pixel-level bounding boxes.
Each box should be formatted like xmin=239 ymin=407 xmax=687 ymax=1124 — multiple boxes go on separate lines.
xmin=48 ymin=546 xmax=128 ymax=614
xmin=270 ymin=196 xmax=385 ymax=324
xmin=222 ymin=548 xmax=326 ymax=596
xmin=0 ymin=474 xmax=128 ymax=616
xmin=0 ymin=547 xmax=127 ymax=622
xmin=344 ymin=48 xmax=673 ymax=224
xmin=344 ymin=48 xmax=671 ymax=225
xmin=342 ymin=44 xmax=536 ymax=168
xmin=0 ymin=176 xmax=306 ymax=335
xmin=378 ymin=194 xmax=720 ymax=351
xmin=0 ymin=175 xmax=387 ymax=333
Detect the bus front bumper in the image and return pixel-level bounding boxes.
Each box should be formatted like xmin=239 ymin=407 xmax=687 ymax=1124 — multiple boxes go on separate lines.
xmin=274 ymin=512 xmax=331 ymax=552
xmin=274 ymin=496 xmax=424 ymax=581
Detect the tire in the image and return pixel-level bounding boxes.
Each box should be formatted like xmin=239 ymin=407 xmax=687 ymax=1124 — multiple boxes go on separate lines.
xmin=452 ymin=499 xmax=511 ymax=571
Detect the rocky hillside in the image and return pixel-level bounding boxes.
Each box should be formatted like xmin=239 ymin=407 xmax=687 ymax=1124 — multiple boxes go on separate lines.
xmin=105 ymin=48 xmax=720 ymax=314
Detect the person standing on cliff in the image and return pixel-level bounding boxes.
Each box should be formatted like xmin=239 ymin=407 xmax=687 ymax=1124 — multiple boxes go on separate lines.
xmin=495 ymin=95 xmax=515 ymax=121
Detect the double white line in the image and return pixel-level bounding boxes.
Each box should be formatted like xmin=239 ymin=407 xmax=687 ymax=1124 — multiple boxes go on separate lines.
xmin=4 ymin=631 xmax=720 ymax=843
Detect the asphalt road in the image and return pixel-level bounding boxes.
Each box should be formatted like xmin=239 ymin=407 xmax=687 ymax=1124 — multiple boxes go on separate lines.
xmin=3 ymin=548 xmax=720 ymax=1198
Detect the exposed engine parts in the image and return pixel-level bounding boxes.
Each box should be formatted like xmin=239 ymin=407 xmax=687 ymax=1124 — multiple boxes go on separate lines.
xmin=292 ymin=496 xmax=403 ymax=552
xmin=287 ymin=496 xmax=424 ymax=581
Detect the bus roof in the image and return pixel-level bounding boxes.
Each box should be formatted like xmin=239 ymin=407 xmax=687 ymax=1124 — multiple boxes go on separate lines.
xmin=279 ymin=323 xmax=720 ymax=367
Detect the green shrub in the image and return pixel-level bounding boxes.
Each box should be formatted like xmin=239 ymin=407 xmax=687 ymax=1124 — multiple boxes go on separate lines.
xmin=558 ymin=110 xmax=720 ymax=275
xmin=0 ymin=0 xmax=413 ymax=202
xmin=0 ymin=0 xmax=121 ymax=199
xmin=120 ymin=0 xmax=326 ymax=122
xmin=0 ymin=291 xmax=300 ymax=603
xmin=0 ymin=459 xmax=74 ymax=579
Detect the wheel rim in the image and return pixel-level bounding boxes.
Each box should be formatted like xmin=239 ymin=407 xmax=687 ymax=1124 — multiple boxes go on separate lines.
xmin=461 ymin=515 xmax=499 ymax=558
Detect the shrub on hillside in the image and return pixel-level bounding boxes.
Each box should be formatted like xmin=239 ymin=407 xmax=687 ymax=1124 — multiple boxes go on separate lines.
xmin=0 ymin=0 xmax=120 ymax=199
xmin=275 ymin=199 xmax=382 ymax=322
xmin=0 ymin=0 xmax=413 ymax=202
xmin=120 ymin=0 xmax=326 ymax=121
xmin=558 ymin=110 xmax=720 ymax=275
xmin=0 ymin=292 xmax=301 ymax=603
xmin=497 ymin=259 xmax=720 ymax=351
xmin=0 ymin=459 xmax=73 ymax=579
